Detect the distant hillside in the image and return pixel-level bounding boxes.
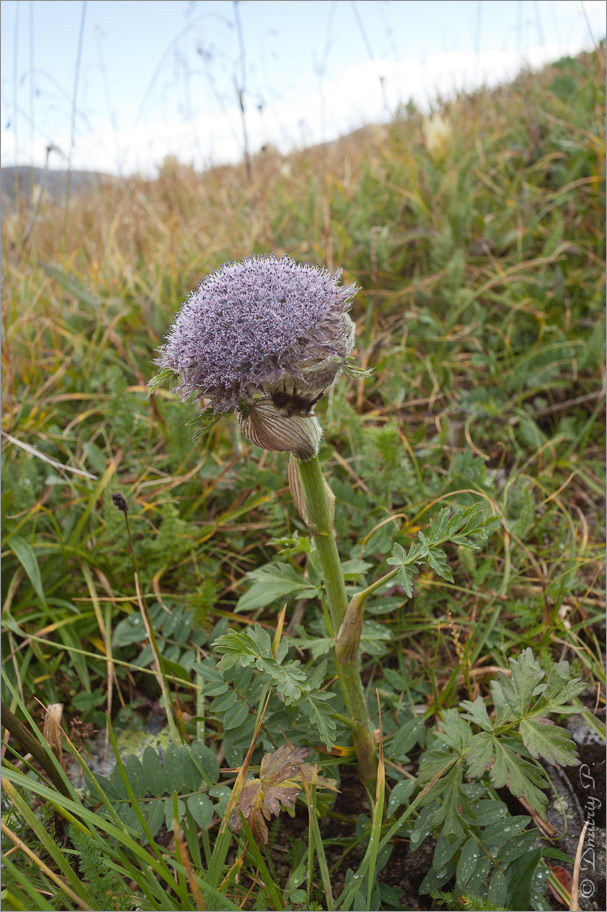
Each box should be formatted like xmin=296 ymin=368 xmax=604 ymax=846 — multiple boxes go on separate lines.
xmin=1 ymin=166 xmax=117 ymax=202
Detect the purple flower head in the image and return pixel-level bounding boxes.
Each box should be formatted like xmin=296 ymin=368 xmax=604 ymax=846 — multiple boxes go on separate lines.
xmin=157 ymin=255 xmax=359 ymax=412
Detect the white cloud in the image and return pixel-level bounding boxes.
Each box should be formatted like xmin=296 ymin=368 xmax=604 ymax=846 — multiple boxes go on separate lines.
xmin=1 ymin=36 xmax=601 ymax=177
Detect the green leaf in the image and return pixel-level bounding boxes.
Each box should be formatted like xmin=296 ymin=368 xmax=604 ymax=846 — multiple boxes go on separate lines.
xmin=489 ymin=737 xmax=548 ymax=814
xmin=215 ymin=626 xmax=273 ymax=670
xmin=534 ymin=660 xmax=586 ymax=713
xmin=163 ymin=743 xmax=185 ymax=792
xmin=465 ymin=854 xmax=491 ymax=896
xmin=424 ymin=542 xmax=454 ymax=583
xmin=472 ymin=799 xmax=508 ymax=826
xmin=387 ymin=717 xmax=425 ymax=761
xmin=396 ymin=562 xmax=416 ymax=597
xmin=460 ymin=696 xmax=493 ymax=732
xmin=223 ymin=701 xmax=250 ymax=731
xmin=483 ymin=815 xmax=530 ymax=847
xmin=428 ymin=507 xmax=451 ymax=541
xmin=496 ymin=828 xmax=539 ymax=865
xmin=519 ymin=718 xmax=579 ymax=766
xmin=112 ymin=614 xmax=147 ymax=648
xmin=211 ymin=690 xmax=238 ymax=713
xmin=142 ymin=746 xmax=166 ymax=797
xmin=146 ymin=799 xmax=165 ymax=839
xmin=215 ymin=625 xmax=309 ymax=704
xmin=341 ymin=558 xmax=373 ymax=579
xmin=185 ymin=407 xmax=222 ymax=440
xmin=272 ymin=659 xmax=309 ymax=703
xmin=409 ymin=804 xmax=436 ymax=851
xmin=188 ymin=741 xmax=219 ymax=785
xmin=508 ymin=847 xmax=543 ymax=911
xmin=8 ymin=536 xmax=47 ymax=606
xmin=163 ymin=795 xmax=185 ymax=831
xmin=387 ymin=779 xmax=416 ymax=817
xmin=302 ymin=692 xmax=338 ymax=751
xmin=124 ymin=754 xmax=146 ymax=799
xmin=456 ymin=837 xmax=481 ymax=890
xmin=491 ymin=648 xmax=544 ymax=720
xmin=146 ymin=366 xmax=180 ymax=395
xmin=487 ymin=869 xmax=508 ymax=906
xmin=386 ymin=543 xmax=417 ymax=597
xmin=419 ymin=858 xmax=456 ymax=894
xmin=235 ymin=562 xmax=319 ymax=612
xmin=466 ymin=731 xmax=495 ymax=778
xmin=187 ymin=793 xmax=214 ymax=829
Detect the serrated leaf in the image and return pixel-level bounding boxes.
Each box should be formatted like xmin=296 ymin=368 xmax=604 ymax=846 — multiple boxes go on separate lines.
xmin=292 ymin=625 xmax=334 ymax=660
xmin=534 ymin=660 xmax=586 ymax=712
xmin=303 ymin=692 xmax=338 ymax=751
xmin=428 ymin=764 xmax=467 ymax=839
xmin=492 ymin=648 xmax=544 ymax=718
xmin=256 ymin=657 xmax=308 ymax=704
xmin=429 ymin=507 xmax=451 ymax=540
xmin=489 ymin=738 xmax=548 ymax=814
xmin=308 ymin=658 xmax=328 ymax=691
xmin=425 ymin=545 xmax=454 ymax=582
xmin=341 ymin=558 xmax=373 ymax=579
xmin=229 ymin=746 xmax=309 ymax=845
xmin=519 ymin=718 xmax=579 ymax=766
xmin=460 ymin=696 xmax=493 ymax=732
xmin=215 ymin=625 xmax=308 ymax=704
xmin=466 ymin=731 xmax=495 ymax=778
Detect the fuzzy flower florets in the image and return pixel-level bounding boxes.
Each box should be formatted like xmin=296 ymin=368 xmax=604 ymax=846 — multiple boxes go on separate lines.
xmin=157 ymin=255 xmax=359 ymax=413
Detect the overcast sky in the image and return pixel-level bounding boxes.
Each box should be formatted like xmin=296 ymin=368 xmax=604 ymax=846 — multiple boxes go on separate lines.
xmin=1 ymin=0 xmax=605 ymax=176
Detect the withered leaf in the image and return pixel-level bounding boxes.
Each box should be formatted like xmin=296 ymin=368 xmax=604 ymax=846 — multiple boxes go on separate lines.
xmin=229 ymin=745 xmax=337 ymax=844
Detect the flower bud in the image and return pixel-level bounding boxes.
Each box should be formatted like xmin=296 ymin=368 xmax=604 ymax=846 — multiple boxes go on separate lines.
xmin=237 ymin=399 xmax=322 ymax=460
xmin=335 ymin=593 xmax=364 ymax=664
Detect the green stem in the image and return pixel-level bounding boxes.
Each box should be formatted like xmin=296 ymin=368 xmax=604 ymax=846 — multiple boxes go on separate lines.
xmin=296 ymin=455 xmax=377 ymax=788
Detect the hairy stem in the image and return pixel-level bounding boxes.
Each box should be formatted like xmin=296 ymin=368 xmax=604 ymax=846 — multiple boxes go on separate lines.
xmin=296 ymin=455 xmax=377 ymax=787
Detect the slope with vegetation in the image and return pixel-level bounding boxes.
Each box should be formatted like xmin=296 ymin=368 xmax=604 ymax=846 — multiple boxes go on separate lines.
xmin=1 ymin=48 xmax=605 ymax=912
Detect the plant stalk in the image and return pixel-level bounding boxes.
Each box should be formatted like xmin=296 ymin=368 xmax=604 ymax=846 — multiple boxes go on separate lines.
xmin=296 ymin=455 xmax=376 ymax=788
